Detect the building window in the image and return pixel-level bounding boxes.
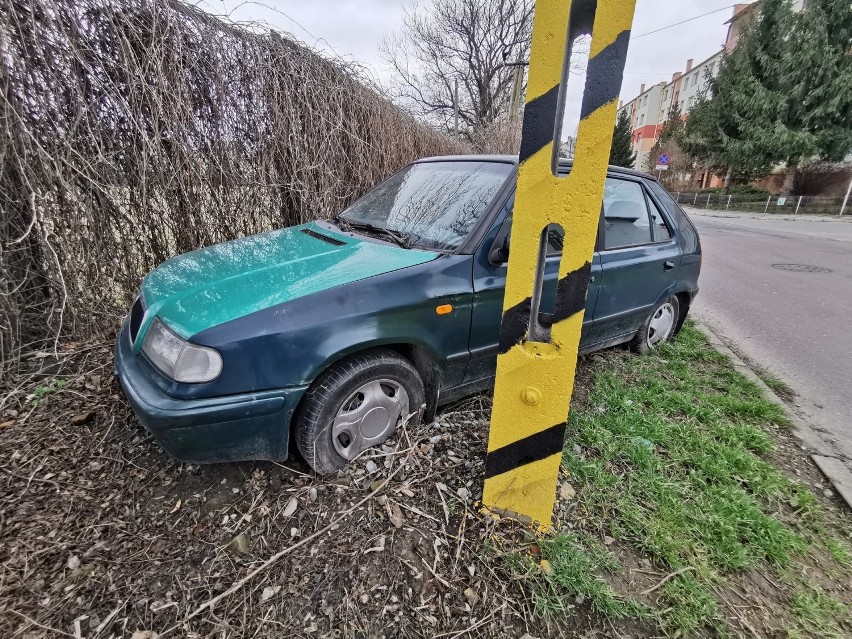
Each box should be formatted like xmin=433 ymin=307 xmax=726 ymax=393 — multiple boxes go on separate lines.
xmin=643 ymin=95 xmax=648 ymax=106
xmin=692 ymin=74 xmax=698 ymax=86
xmin=662 ymin=89 xmax=668 ymax=101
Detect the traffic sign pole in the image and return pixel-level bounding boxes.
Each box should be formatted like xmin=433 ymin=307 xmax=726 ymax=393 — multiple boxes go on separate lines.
xmin=656 ymin=154 xmax=670 ymax=181
xmin=481 ymin=0 xmax=636 ymax=530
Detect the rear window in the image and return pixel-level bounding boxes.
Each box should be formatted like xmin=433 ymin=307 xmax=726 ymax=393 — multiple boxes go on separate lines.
xmin=646 ymin=180 xmax=699 ymax=252
xmin=341 ymin=161 xmax=513 ymax=251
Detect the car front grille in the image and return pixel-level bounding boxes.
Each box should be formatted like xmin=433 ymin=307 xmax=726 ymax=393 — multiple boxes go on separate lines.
xmin=128 ymin=295 xmax=145 ymax=345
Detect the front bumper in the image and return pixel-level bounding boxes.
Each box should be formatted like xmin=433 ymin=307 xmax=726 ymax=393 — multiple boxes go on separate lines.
xmin=115 ymin=322 xmax=308 ymax=463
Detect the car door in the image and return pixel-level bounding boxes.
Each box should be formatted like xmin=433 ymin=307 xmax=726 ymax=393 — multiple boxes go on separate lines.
xmin=585 ymin=176 xmax=680 ymax=347
xmin=466 ymin=192 xmax=602 ymax=384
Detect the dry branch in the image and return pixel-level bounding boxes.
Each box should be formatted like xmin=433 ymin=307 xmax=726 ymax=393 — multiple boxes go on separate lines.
xmin=0 ymin=0 xmax=467 ymax=374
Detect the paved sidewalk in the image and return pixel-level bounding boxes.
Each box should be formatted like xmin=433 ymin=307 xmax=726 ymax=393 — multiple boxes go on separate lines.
xmin=683 ymin=206 xmax=852 ymax=224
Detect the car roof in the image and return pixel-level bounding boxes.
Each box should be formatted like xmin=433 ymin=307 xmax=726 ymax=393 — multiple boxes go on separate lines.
xmin=414 ymin=154 xmax=656 ymax=182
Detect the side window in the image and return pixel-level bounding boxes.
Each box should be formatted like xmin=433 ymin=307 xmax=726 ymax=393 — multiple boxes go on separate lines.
xmin=602 ymin=178 xmax=652 ymax=250
xmin=498 ymin=202 xmax=563 ymax=256
xmin=647 ymin=195 xmax=672 ymax=241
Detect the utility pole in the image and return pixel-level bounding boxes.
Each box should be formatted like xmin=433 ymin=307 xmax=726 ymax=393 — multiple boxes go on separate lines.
xmin=841 ymin=173 xmax=852 ymax=216
xmin=453 ymin=78 xmax=459 ymax=137
xmin=509 ymin=63 xmax=524 ymax=123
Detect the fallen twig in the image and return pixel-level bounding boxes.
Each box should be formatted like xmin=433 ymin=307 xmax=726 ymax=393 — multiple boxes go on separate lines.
xmin=9 ymin=609 xmax=75 ymax=637
xmin=640 ymin=566 xmax=695 ymax=595
xmin=169 ymin=447 xmax=418 ymax=633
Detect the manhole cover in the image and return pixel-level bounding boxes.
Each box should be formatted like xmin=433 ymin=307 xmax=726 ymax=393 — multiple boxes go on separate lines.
xmin=772 ymin=263 xmax=832 ymax=273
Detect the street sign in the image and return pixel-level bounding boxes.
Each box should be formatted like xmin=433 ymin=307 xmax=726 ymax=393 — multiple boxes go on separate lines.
xmin=657 ymin=153 xmax=670 ymax=165
xmin=482 ymin=0 xmax=636 ymax=530
xmin=777 ymin=197 xmax=787 ymax=206
xmin=655 ymin=165 xmax=669 ymax=171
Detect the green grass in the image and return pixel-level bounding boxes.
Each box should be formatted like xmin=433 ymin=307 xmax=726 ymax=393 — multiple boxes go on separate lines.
xmin=502 ymin=532 xmax=648 ymax=620
xmin=788 ymin=584 xmax=851 ymax=639
xmin=508 ymin=322 xmax=852 ymax=637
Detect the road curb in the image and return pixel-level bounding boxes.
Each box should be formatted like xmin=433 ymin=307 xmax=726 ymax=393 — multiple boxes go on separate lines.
xmin=694 ymin=319 xmax=852 ymax=509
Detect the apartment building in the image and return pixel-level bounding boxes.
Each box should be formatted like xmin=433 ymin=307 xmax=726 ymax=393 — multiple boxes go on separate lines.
xmin=620 ymin=82 xmax=665 ymax=171
xmin=617 ymin=51 xmax=723 ymax=173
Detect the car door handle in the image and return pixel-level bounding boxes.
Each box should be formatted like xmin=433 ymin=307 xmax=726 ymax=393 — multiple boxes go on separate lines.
xmin=664 ymin=261 xmax=675 ymax=270
xmin=590 ymin=275 xmax=595 ymax=283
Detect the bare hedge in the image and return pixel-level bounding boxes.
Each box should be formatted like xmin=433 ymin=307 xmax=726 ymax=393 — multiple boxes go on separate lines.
xmin=0 ymin=0 xmax=466 ymax=371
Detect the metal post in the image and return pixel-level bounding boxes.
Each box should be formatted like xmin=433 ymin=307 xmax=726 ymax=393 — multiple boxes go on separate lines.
xmin=726 ymin=194 xmax=731 ymax=210
xmin=509 ymin=64 xmax=524 ymax=123
xmin=706 ymin=193 xmax=711 ymax=208
xmin=482 ymin=0 xmax=637 ymax=530
xmin=795 ymin=195 xmax=802 ymax=214
xmin=693 ymin=192 xmax=698 ymax=205
xmin=764 ymin=195 xmax=771 ymax=213
xmin=840 ymin=174 xmax=852 ymax=216
xmin=453 ymin=78 xmax=459 ymax=137
xmin=675 ymin=192 xmax=680 ymax=203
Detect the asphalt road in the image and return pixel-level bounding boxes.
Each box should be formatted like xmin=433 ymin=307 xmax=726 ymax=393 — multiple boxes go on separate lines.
xmin=686 ymin=211 xmax=852 ymax=463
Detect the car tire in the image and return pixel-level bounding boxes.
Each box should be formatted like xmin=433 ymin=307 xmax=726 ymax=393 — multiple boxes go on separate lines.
xmin=630 ymin=295 xmax=680 ymax=354
xmin=294 ymin=349 xmax=425 ymax=475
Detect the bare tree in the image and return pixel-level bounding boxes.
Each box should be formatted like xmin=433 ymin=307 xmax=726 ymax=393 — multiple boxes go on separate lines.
xmin=381 ymin=0 xmax=535 ymax=135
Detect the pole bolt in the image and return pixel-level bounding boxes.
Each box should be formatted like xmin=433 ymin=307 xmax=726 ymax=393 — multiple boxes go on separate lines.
xmin=521 ymin=387 xmax=542 ymax=406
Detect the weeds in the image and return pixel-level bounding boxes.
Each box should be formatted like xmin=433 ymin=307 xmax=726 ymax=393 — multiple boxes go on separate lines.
xmin=753 ymin=366 xmax=797 ymax=402
xmin=29 ymin=378 xmax=69 ymax=406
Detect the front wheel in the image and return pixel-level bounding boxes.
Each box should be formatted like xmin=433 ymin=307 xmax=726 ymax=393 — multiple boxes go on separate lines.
xmin=294 ymin=349 xmax=425 ymax=474
xmin=630 ymin=296 xmax=680 ymax=354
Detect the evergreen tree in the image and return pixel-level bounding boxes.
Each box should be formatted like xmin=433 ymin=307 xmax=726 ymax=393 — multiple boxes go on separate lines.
xmin=609 ymin=110 xmax=637 ymax=168
xmin=681 ymin=0 xmax=790 ymax=189
xmin=682 ymin=0 xmax=852 ymax=194
xmin=776 ymin=0 xmax=852 ymax=193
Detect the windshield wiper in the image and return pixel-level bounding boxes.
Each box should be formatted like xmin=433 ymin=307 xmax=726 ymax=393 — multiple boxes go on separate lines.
xmin=331 ymin=215 xmax=352 ymax=232
xmin=344 ymin=220 xmax=414 ymax=249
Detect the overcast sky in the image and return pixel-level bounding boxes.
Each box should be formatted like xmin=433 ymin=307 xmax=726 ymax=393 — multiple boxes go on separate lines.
xmin=198 ymin=0 xmax=750 ymax=133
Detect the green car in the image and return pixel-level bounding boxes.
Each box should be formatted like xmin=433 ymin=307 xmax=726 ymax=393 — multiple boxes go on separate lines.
xmin=115 ymin=155 xmax=700 ymax=473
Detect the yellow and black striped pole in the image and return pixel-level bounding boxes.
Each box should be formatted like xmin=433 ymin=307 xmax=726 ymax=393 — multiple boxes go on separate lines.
xmin=482 ymin=0 xmax=636 ymax=529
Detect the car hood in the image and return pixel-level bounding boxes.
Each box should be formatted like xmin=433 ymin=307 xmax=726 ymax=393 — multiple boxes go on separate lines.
xmin=137 ymin=222 xmax=439 ymax=342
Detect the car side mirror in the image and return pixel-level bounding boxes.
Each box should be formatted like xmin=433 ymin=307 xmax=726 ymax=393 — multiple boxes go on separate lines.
xmin=489 ymin=234 xmax=510 ymax=265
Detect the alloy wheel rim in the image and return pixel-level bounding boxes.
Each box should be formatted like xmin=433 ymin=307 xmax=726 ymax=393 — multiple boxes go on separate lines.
xmin=331 ymin=379 xmax=409 ymax=460
xmin=647 ymin=303 xmax=675 ymax=347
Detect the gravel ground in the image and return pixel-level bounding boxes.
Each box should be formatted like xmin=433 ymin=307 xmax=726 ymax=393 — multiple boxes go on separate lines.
xmin=0 ymin=342 xmax=598 ymax=639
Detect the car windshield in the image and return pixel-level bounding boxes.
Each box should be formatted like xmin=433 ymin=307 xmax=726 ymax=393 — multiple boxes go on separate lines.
xmin=340 ymin=161 xmax=513 ymax=251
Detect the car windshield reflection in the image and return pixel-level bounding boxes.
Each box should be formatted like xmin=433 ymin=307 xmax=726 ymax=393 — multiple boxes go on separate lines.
xmin=340 ymin=161 xmax=512 ymax=251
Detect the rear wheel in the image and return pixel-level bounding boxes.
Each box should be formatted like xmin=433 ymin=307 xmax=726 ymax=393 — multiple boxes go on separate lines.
xmin=294 ymin=349 xmax=424 ymax=474
xmin=630 ymin=296 xmax=680 ymax=354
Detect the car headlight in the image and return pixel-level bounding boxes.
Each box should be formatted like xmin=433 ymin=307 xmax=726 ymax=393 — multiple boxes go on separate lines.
xmin=141 ymin=317 xmax=223 ymax=383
